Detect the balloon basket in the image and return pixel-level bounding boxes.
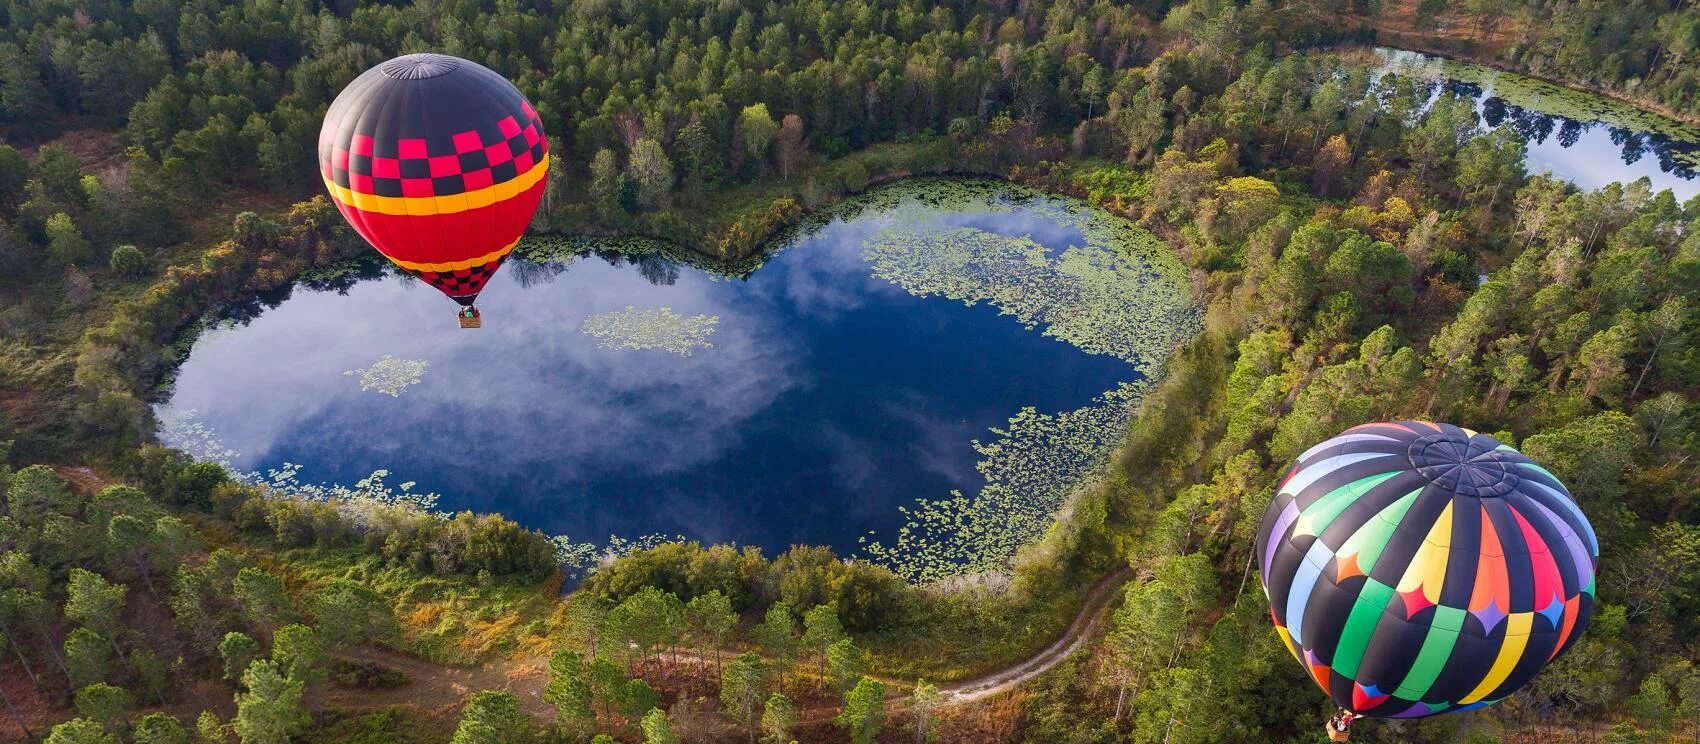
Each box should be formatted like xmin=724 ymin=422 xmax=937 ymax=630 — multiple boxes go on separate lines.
xmin=458 ymin=307 xmax=482 ymax=329
xmin=1326 ymin=711 xmax=1354 ymax=742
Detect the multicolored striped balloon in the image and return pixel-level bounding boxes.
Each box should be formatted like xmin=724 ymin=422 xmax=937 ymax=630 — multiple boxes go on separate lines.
xmin=1254 ymin=421 xmax=1597 ymax=718
xmin=319 ymin=53 xmax=549 ymax=308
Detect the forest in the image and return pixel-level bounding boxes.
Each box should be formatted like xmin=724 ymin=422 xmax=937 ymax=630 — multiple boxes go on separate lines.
xmin=0 ymin=0 xmax=1698 ymax=742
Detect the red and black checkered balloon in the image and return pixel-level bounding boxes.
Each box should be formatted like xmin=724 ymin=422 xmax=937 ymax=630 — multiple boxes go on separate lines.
xmin=318 ymin=53 xmax=549 ymax=306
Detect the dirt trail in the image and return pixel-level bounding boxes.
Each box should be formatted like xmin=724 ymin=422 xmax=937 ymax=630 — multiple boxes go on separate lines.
xmin=327 ymin=648 xmax=555 ymax=719
xmin=52 ymin=466 xmax=110 ymax=494
xmin=332 ymin=566 xmax=1132 ymax=724
xmin=938 ymin=567 xmax=1131 ymax=702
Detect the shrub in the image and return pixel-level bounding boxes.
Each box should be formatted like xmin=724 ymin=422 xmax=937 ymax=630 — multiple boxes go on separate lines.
xmin=328 ymin=659 xmax=410 ymax=689
xmin=109 ymin=245 xmax=148 ymax=277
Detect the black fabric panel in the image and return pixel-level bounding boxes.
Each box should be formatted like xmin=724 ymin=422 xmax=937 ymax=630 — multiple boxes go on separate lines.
xmin=332 ymin=58 xmax=538 ymax=159
xmin=1438 ymin=496 xmax=1481 ymax=611
xmin=1552 ymin=595 xmax=1594 ymax=660
xmin=1302 ymin=572 xmax=1360 ymax=663
xmin=1427 ymin=630 xmax=1499 ymax=705
xmin=1317 ymin=470 xmax=1428 ymax=550
xmin=1365 ymin=482 xmax=1448 ymax=588
xmin=324 ymin=67 xmax=381 ymax=159
xmin=1251 ymin=492 xmax=1285 ymax=584
xmin=1488 ymin=626 xmax=1561 ymax=701
xmin=1358 ymin=608 xmax=1428 ymax=696
xmin=1265 ymin=530 xmax=1315 ymax=627
xmin=1328 ymin=671 xmax=1356 ymax=710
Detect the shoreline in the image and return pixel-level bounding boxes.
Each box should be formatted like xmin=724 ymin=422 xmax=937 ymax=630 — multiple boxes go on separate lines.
xmin=1344 ymin=33 xmax=1700 ymax=130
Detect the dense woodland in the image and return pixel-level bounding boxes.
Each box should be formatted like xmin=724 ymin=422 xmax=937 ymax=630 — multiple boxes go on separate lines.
xmin=0 ymin=0 xmax=1698 ymax=742
xmin=1392 ymin=0 xmax=1700 ymax=117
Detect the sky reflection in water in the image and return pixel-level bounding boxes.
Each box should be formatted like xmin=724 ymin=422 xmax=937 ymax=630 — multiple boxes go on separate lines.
xmin=158 ymin=200 xmax=1135 ymax=554
xmin=1379 ymin=49 xmax=1699 ymax=201
xmin=1470 ymin=86 xmax=1698 ymax=199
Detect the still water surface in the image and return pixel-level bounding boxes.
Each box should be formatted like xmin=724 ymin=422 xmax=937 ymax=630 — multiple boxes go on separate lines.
xmin=1378 ymin=48 xmax=1700 ymax=200
xmin=158 ymin=181 xmax=1188 ymax=557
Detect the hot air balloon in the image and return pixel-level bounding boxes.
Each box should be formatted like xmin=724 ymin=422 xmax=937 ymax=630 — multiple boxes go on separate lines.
xmin=1254 ymin=422 xmax=1596 ymax=737
xmin=319 ymin=53 xmax=549 ymax=328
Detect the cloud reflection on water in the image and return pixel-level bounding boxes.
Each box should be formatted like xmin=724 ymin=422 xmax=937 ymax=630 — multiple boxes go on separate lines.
xmin=157 ymin=187 xmax=1144 ymax=554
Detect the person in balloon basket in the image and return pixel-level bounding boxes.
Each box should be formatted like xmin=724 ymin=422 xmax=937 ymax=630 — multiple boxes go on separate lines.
xmin=1326 ymin=709 xmax=1354 ymax=742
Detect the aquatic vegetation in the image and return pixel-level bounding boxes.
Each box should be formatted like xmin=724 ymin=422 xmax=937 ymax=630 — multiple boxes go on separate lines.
xmin=158 ymin=410 xmax=442 ymax=511
xmin=520 ymin=234 xmax=672 ymax=263
xmin=864 ymin=225 xmax=1191 ymax=368
xmin=860 ymin=382 xmax=1148 ymax=582
xmin=835 ymin=179 xmax=1197 ymax=582
xmin=257 ymin=463 xmax=440 ymax=512
xmin=344 ymin=355 xmax=429 ymax=397
xmin=581 ymin=306 xmax=719 ymax=355
xmin=550 ymin=536 xmax=600 ymax=569
xmin=157 ymin=409 xmax=241 ymax=472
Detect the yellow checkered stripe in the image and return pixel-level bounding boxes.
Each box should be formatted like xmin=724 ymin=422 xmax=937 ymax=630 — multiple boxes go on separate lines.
xmin=322 ymin=155 xmax=550 ymax=216
xmin=384 ymin=236 xmax=522 ymax=273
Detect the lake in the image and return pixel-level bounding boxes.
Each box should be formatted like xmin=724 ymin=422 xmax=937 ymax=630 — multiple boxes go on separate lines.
xmin=157 ymin=180 xmax=1196 ymax=579
xmin=1376 ymin=48 xmax=1700 ymax=201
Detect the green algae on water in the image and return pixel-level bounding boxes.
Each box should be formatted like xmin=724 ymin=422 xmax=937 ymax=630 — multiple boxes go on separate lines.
xmin=344 ymin=355 xmax=429 ymax=397
xmin=581 ymin=306 xmax=719 ymax=356
xmin=859 ymin=381 xmax=1151 ymax=583
xmin=826 ymin=179 xmax=1198 ymax=583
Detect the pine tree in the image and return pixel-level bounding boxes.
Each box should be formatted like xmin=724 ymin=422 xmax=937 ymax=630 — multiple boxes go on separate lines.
xmin=800 ymin=605 xmax=844 ymax=686
xmin=760 ymin=693 xmax=796 ymax=744
xmin=219 ymin=632 xmax=260 ymax=683
xmin=640 ymin=708 xmax=679 ymax=744
xmin=752 ymin=603 xmax=797 ymax=691
xmin=44 ymin=718 xmax=117 ymax=744
xmin=835 ymin=677 xmax=885 ymax=744
xmin=133 ymin=713 xmax=190 ymax=744
xmin=451 ymin=691 xmax=528 ymax=744
xmin=720 ymin=652 xmax=768 ymax=743
xmin=826 ymin=638 xmax=864 ymax=694
xmin=233 ymin=661 xmax=306 ymax=744
xmin=543 ymin=648 xmax=594 ymax=727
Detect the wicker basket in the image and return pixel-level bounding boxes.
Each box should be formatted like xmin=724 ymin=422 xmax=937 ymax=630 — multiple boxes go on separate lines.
xmin=459 ymin=314 xmax=482 ymax=329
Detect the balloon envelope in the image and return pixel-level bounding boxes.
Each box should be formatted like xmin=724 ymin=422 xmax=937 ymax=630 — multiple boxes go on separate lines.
xmin=1254 ymin=421 xmax=1597 ymax=718
xmin=318 ymin=53 xmax=549 ymax=306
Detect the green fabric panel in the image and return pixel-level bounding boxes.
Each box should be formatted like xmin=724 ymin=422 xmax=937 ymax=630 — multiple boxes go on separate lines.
xmin=1393 ymin=606 xmax=1466 ymax=699
xmin=1341 ymin=489 xmax=1421 ymax=572
xmin=1297 ymin=471 xmax=1403 ymax=537
xmin=1331 ymin=578 xmax=1395 ymax=679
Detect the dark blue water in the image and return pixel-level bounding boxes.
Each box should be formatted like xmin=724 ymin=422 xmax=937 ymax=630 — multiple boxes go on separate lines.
xmin=157 ymin=190 xmax=1147 ymax=555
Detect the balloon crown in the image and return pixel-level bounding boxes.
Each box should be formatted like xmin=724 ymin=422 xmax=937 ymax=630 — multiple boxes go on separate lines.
xmin=380 ymin=53 xmax=462 ymax=80
xmin=1406 ymin=429 xmax=1521 ymax=498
